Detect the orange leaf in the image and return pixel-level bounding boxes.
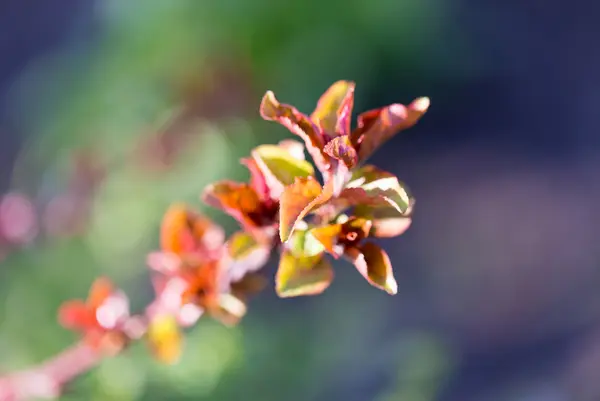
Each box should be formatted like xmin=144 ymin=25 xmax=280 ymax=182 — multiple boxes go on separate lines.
xmin=181 ymin=260 xmax=221 ymax=308
xmin=279 ymin=176 xmax=333 ymax=242
xmin=87 ymin=277 xmax=114 ymax=310
xmin=160 ymin=204 xmax=223 ymax=255
xmin=202 ymin=181 xmax=262 ymax=229
xmin=308 ymin=224 xmax=343 ymax=257
xmin=310 ymin=80 xmax=356 ymax=137
xmin=346 ymin=242 xmax=397 ymax=295
xmin=58 ymin=300 xmax=94 ymax=330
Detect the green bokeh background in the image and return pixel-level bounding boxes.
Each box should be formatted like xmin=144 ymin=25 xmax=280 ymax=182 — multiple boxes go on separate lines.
xmin=1 ymin=0 xmax=468 ymax=400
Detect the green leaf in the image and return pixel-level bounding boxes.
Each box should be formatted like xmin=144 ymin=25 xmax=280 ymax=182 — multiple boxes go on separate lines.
xmin=276 ymin=251 xmax=334 ymax=298
xmin=310 ymin=80 xmax=355 ymax=137
xmin=345 ymin=242 xmax=397 ymax=295
xmin=251 ymin=143 xmax=315 ymax=198
xmin=288 ymin=228 xmax=327 ymax=258
xmin=351 ymin=97 xmax=429 ymax=162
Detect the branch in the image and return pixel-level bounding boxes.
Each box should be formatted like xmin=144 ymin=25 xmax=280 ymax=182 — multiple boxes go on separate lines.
xmin=0 ymin=343 xmax=100 ymax=401
xmin=0 ymin=296 xmax=157 ymax=401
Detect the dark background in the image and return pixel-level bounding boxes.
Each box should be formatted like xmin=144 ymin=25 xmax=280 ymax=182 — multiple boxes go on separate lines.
xmin=1 ymin=1 xmax=599 ymax=400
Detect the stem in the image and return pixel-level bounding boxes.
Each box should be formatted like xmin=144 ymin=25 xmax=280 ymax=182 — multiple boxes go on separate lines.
xmin=0 ymin=343 xmax=100 ymax=401
xmin=0 ymin=297 xmax=159 ymax=401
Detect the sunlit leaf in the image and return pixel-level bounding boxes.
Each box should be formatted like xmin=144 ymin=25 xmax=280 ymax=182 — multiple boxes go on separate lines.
xmin=352 ymin=97 xmax=429 ymax=162
xmin=354 ymin=205 xmax=413 ymax=238
xmin=202 ymin=181 xmax=262 ymax=229
xmin=288 ymin=227 xmax=327 ymax=258
xmin=278 ymin=176 xmax=323 ymax=242
xmin=309 ymin=217 xmax=372 ymax=258
xmin=251 ymin=143 xmax=315 ymax=199
xmin=343 ymin=165 xmax=412 ymax=214
xmin=276 ymin=250 xmax=333 ymax=297
xmin=346 ymin=242 xmax=397 ymax=295
xmin=260 ymin=90 xmax=330 ymax=173
xmin=209 ymin=293 xmax=248 ymax=326
xmin=277 ymin=139 xmax=306 ymax=160
xmin=147 ymin=314 xmax=183 ymax=365
xmin=226 ymin=231 xmax=271 ymax=282
xmin=310 ymin=80 xmax=355 ymax=137
xmin=308 ymin=224 xmax=342 ymax=257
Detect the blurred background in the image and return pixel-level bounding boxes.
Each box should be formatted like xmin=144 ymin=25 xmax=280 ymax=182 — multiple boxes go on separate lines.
xmin=1 ymin=0 xmax=599 ymax=400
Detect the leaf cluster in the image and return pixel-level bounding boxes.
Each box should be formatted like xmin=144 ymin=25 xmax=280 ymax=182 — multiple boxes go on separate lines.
xmin=59 ymin=81 xmax=429 ymax=363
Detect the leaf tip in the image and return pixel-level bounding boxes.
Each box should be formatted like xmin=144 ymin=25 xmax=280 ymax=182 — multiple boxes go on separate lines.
xmin=259 ymin=90 xmax=279 ymax=119
xmin=412 ymin=96 xmax=430 ymax=112
xmin=384 ymin=275 xmax=398 ymax=295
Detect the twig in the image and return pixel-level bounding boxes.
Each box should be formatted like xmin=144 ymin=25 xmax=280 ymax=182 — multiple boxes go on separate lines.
xmin=0 ymin=343 xmax=100 ymax=401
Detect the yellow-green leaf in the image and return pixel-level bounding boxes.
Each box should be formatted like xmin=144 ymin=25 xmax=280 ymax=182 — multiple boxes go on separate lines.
xmin=345 ymin=165 xmax=413 ymax=214
xmin=276 ymin=250 xmax=334 ymax=297
xmin=251 ymin=143 xmax=315 ymax=198
xmin=288 ymin=227 xmax=327 ymax=258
